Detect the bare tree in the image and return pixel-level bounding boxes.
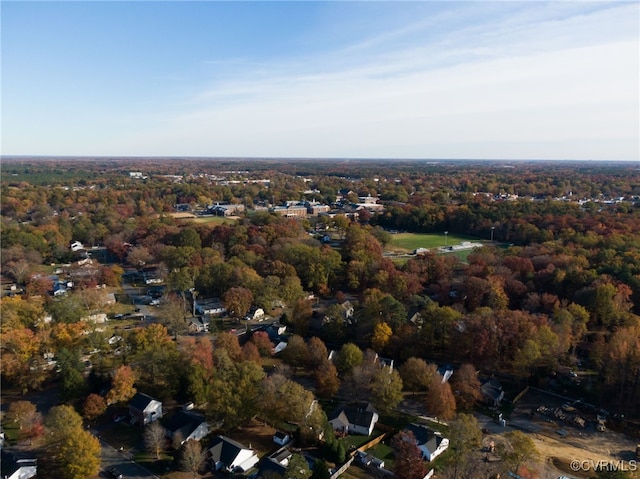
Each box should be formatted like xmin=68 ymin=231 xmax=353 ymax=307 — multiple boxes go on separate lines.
xmin=180 ymin=439 xmax=204 ymax=478
xmin=144 ymin=421 xmax=167 ymax=460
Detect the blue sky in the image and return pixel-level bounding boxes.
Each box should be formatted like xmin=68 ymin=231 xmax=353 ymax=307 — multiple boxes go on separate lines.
xmin=2 ymin=1 xmax=638 ymax=160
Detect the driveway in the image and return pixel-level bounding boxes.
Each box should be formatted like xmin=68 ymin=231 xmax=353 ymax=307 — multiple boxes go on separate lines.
xmin=99 ymin=437 xmax=161 ymax=479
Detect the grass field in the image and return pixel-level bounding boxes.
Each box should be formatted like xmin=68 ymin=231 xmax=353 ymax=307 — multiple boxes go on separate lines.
xmin=388 ymin=232 xmax=482 ymax=252
xmin=186 ymin=215 xmax=237 ymax=225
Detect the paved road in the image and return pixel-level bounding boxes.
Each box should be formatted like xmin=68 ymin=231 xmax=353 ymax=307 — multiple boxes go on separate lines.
xmin=98 ymin=436 xmax=161 ymax=479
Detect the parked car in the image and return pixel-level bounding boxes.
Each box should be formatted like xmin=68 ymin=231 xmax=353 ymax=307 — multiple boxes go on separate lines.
xmin=107 ymin=466 xmax=124 ymax=479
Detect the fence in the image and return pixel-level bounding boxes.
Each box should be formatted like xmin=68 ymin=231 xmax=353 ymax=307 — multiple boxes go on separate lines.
xmin=511 ymin=386 xmax=529 ymax=405
xmin=329 ymin=457 xmax=355 ymax=479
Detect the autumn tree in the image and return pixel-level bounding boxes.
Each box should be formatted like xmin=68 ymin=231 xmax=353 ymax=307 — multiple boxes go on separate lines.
xmin=391 ymin=430 xmax=429 ymax=479
xmin=450 ymin=363 xmax=482 ymax=411
xmin=57 ymin=430 xmax=101 ymax=479
xmin=83 ymin=393 xmax=107 ymax=421
xmin=307 ymin=336 xmax=328 ymax=369
xmin=8 ymin=400 xmax=38 ymax=431
xmin=106 ymin=365 xmax=137 ymax=405
xmin=314 ymin=360 xmax=340 ymax=399
xmin=425 ymin=379 xmax=456 ymax=420
xmin=223 ymin=286 xmax=254 ymax=319
xmin=399 ymin=357 xmax=437 ymax=393
xmin=250 ymin=330 xmax=274 ymax=356
xmin=371 ymin=321 xmax=393 ymax=352
xmin=215 ymin=331 xmax=244 ymax=362
xmin=145 ymin=421 xmax=167 ymax=460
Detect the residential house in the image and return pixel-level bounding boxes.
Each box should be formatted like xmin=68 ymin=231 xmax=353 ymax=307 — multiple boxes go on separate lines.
xmin=329 ymin=403 xmax=379 ymax=436
xmin=264 ymin=322 xmax=287 ymax=341
xmin=340 ymin=300 xmax=354 ymax=320
xmin=70 ymin=241 xmax=84 ymax=252
xmin=403 ymin=423 xmax=449 ymax=462
xmin=129 ymin=392 xmax=163 ymax=426
xmin=194 ymin=298 xmax=227 ymax=316
xmin=165 ymin=410 xmax=209 ymax=446
xmin=258 ymin=448 xmax=293 ymax=477
xmin=244 ymin=308 xmax=265 ymax=321
xmin=207 ymin=436 xmax=259 ymax=473
xmin=188 ymin=316 xmax=209 ymax=333
xmin=273 ymin=431 xmax=291 ymax=446
xmin=208 ymin=203 xmax=245 ymax=217
xmin=480 ymin=378 xmax=504 ymax=407
xmin=0 ymin=450 xmax=37 ymax=479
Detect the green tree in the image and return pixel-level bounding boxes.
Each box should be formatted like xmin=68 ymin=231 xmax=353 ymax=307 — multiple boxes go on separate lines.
xmin=311 ymin=459 xmax=331 ymax=479
xmin=286 ymin=453 xmax=312 ymax=479
xmin=502 ymin=430 xmax=539 ymax=476
xmin=282 ymin=334 xmax=308 ymax=369
xmin=335 ymin=343 xmax=363 ymax=375
xmin=399 ymin=357 xmax=437 ymax=393
xmin=370 ymin=368 xmax=404 ymax=413
xmin=448 ymin=413 xmax=482 ymax=479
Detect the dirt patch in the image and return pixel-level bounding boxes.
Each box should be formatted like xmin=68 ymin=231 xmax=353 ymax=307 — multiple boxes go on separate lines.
xmin=228 ymin=419 xmax=277 ymax=456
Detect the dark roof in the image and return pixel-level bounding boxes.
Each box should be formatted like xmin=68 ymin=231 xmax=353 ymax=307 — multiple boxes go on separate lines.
xmin=274 ymin=431 xmax=289 ymax=440
xmin=208 ymin=436 xmax=249 ymax=466
xmin=165 ymin=410 xmax=206 ymax=438
xmin=129 ymin=392 xmax=158 ymax=411
xmin=1 ymin=450 xmax=37 ymax=478
xmin=481 ymin=378 xmax=503 ymax=401
xmin=404 ymin=423 xmax=438 ymax=447
xmin=331 ymin=403 xmax=377 ymax=429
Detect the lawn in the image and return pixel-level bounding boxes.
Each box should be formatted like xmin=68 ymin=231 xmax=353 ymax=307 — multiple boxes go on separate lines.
xmin=99 ymin=421 xmax=143 ymax=450
xmin=187 ymin=216 xmax=237 ymax=225
xmin=368 ymin=441 xmax=395 ymax=466
xmin=387 ymin=232 xmax=482 ymax=252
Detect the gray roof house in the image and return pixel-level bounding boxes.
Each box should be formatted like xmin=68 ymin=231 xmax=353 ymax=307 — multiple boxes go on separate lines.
xmin=208 ymin=436 xmax=259 ymax=473
xmin=329 ymin=403 xmax=379 ymax=436
xmin=481 ymin=378 xmax=504 ymax=406
xmin=129 ymin=392 xmax=163 ymax=427
xmin=165 ymin=410 xmax=209 ymax=445
xmin=1 ymin=450 xmax=37 ymax=479
xmin=403 ymin=423 xmax=449 ymax=462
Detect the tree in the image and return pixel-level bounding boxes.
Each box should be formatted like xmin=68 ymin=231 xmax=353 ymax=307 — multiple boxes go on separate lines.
xmin=371 ymin=321 xmax=393 ymax=352
xmin=144 ymin=421 xmax=167 ymax=460
xmin=311 ymin=459 xmax=331 ymax=479
xmin=282 ymin=334 xmax=308 ymax=369
xmin=57 ymin=429 xmax=101 ymax=479
xmin=450 ymin=363 xmax=482 ymax=411
xmin=251 ymin=330 xmax=274 ymax=356
xmin=370 ymin=368 xmax=404 ymax=414
xmin=425 ymin=380 xmax=456 ymax=420
xmin=242 ymin=341 xmax=262 ymax=365
xmin=335 ymin=343 xmax=363 ymax=375
xmin=391 ymin=430 xmax=428 ymax=479
xmin=8 ymin=400 xmax=37 ymax=431
xmin=106 ymin=365 xmax=137 ymax=405
xmin=215 ymin=331 xmax=244 ymax=362
xmin=307 ymin=336 xmax=328 ymax=369
xmin=502 ymin=430 xmax=539 ymax=476
xmin=286 ymin=453 xmax=312 ymax=479
xmin=180 ymin=439 xmax=204 ymax=478
xmin=314 ymin=360 xmax=340 ymax=399
xmin=223 ymin=286 xmax=254 ymax=319
xmin=448 ymin=413 xmax=482 ymax=479
xmin=57 ymin=347 xmax=86 ymax=400
xmin=158 ymin=293 xmax=187 ymax=339
xmin=45 ymin=405 xmax=83 ymax=444
xmin=399 ymin=358 xmax=437 ymax=393
xmin=83 ymin=393 xmax=107 ymax=421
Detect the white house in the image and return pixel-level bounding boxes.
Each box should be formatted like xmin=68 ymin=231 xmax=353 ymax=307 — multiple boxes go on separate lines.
xmin=129 ymin=392 xmax=163 ymax=426
xmin=165 ymin=411 xmax=209 ymax=446
xmin=70 ymin=241 xmax=84 ymax=252
xmin=0 ymin=451 xmax=37 ymax=479
xmin=329 ymin=403 xmax=379 ymax=436
xmin=403 ymin=423 xmax=449 ymax=461
xmin=208 ymin=436 xmax=259 ymax=473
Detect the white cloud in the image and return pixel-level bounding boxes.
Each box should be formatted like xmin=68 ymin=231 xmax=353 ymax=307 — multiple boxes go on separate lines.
xmin=107 ymin=3 xmax=640 ymax=159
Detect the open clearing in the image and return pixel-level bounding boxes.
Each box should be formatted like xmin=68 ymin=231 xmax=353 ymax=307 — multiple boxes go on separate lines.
xmin=387 ymin=232 xmax=484 ymax=252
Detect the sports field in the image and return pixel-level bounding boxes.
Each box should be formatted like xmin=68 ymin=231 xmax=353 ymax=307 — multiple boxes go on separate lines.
xmin=186 ymin=215 xmax=238 ymax=225
xmin=388 ymin=232 xmax=482 ymax=252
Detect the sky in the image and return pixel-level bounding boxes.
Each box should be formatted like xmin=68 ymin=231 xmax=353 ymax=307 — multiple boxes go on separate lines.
xmin=2 ymin=1 xmax=639 ymax=160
